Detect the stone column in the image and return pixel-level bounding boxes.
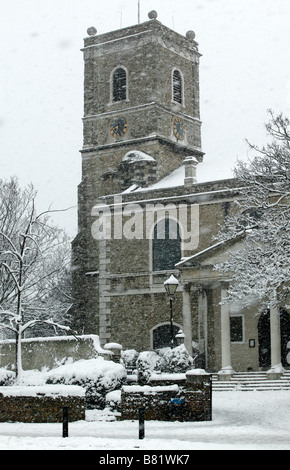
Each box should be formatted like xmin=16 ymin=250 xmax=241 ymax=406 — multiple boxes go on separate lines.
xmin=218 ymin=287 xmax=235 ymax=380
xmin=198 ymin=289 xmax=208 ymax=369
xmin=182 ymin=283 xmax=193 ymax=356
xmin=267 ymin=300 xmax=285 ymax=379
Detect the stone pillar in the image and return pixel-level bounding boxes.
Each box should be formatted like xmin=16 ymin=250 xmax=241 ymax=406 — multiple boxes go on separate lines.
xmin=267 ymin=300 xmax=285 ymax=379
xmin=182 ymin=283 xmax=193 ymax=356
xmin=104 ymin=342 xmax=123 ymax=363
xmin=198 ymin=289 xmax=208 ymax=369
xmin=218 ymin=288 xmax=235 ymax=380
xmin=185 ymin=369 xmax=212 ymax=421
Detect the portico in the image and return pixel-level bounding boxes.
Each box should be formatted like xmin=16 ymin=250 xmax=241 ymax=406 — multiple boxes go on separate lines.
xmin=176 ymin=238 xmax=288 ymax=378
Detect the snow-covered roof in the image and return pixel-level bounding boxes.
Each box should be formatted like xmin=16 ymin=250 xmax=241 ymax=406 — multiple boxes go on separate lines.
xmin=141 ymin=164 xmax=185 ymax=190
xmin=175 ymin=232 xmax=246 ymax=268
xmin=122 ymin=150 xmax=156 ymax=163
xmin=123 ymin=159 xmax=234 ymax=194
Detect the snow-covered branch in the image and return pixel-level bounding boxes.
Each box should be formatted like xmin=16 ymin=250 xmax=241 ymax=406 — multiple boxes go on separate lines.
xmin=0 ymin=177 xmax=74 ymax=377
xmin=215 ymin=111 xmax=290 ymax=308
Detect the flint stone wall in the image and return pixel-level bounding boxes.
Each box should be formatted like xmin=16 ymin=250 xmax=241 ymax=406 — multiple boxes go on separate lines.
xmin=0 ymin=385 xmax=86 ymax=423
xmin=121 ymin=370 xmax=212 ymax=421
xmin=0 ymin=334 xmax=110 ymax=371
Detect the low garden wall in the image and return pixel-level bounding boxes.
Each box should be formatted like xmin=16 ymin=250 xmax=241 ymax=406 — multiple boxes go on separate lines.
xmin=0 ymin=335 xmax=111 ymax=371
xmin=0 ymin=385 xmax=86 ymax=423
xmin=121 ymin=369 xmax=212 ymax=422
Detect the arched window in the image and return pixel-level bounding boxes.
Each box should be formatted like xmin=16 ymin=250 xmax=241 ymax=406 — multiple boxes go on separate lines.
xmin=172 ymin=69 xmax=183 ymax=105
xmin=112 ymin=67 xmax=127 ymax=102
xmin=153 ymin=218 xmax=181 ymax=271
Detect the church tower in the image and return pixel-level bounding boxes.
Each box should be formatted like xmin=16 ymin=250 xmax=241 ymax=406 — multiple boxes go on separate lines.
xmin=72 ymin=11 xmax=203 ymax=334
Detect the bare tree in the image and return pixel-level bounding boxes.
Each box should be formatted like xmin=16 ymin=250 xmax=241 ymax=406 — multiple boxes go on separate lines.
xmin=0 ymin=177 xmax=75 ymax=378
xmin=215 ymin=111 xmax=290 ymax=310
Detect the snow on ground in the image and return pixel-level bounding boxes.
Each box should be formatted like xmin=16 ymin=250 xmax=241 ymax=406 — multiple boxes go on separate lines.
xmin=0 ymin=390 xmax=289 ymax=450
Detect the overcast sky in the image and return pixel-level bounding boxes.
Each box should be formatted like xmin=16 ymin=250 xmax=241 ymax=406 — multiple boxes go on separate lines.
xmin=0 ymin=0 xmax=289 ymax=237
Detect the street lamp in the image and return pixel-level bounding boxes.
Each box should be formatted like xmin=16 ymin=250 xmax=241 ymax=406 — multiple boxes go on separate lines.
xmin=175 ymin=329 xmax=185 ymax=346
xmin=164 ymin=275 xmax=179 ymax=349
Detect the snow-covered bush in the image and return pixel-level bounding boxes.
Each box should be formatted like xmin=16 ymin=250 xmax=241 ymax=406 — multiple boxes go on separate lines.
xmin=121 ymin=349 xmax=139 ymax=373
xmin=136 ymin=351 xmax=162 ymax=384
xmin=0 ymin=368 xmax=16 ymax=385
xmin=133 ymin=345 xmax=195 ymax=383
xmin=46 ymin=358 xmax=126 ymax=409
xmin=105 ymin=389 xmax=121 ymax=412
xmin=160 ymin=344 xmax=194 ymax=373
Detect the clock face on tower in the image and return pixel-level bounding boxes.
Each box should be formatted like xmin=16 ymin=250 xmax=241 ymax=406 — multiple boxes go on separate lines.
xmin=173 ymin=116 xmax=185 ymax=140
xmin=109 ymin=116 xmax=128 ymax=139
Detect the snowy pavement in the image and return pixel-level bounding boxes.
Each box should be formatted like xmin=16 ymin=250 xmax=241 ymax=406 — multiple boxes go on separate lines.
xmin=0 ymin=391 xmax=290 ymax=450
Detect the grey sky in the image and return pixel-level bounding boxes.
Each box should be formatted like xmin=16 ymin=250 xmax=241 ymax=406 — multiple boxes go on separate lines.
xmin=0 ymin=0 xmax=289 ymax=236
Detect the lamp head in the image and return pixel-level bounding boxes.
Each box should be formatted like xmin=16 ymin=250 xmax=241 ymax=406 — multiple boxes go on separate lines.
xmin=164 ymin=275 xmax=179 ymax=297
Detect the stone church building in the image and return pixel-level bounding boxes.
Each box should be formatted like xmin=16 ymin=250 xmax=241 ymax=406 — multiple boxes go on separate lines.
xmin=71 ymin=11 xmax=289 ymax=377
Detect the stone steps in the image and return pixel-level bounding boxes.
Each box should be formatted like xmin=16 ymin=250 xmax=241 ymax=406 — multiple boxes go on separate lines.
xmin=212 ymin=371 xmax=290 ymax=391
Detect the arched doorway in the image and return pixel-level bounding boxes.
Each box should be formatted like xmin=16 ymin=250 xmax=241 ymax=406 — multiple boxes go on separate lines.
xmin=258 ymin=309 xmax=290 ymax=368
xmin=152 ymin=323 xmax=181 ymax=349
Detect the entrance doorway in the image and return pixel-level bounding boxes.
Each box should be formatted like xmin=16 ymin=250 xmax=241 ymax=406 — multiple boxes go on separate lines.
xmin=152 ymin=323 xmax=180 ymax=349
xmin=258 ymin=309 xmax=290 ymax=368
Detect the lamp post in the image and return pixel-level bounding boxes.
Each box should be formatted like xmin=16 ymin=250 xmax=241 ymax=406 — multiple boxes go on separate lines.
xmin=164 ymin=275 xmax=179 ymax=349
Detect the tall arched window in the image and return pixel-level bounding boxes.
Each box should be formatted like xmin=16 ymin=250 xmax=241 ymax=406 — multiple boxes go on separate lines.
xmin=172 ymin=69 xmax=183 ymax=105
xmin=112 ymin=67 xmax=127 ymax=102
xmin=153 ymin=218 xmax=182 ymax=271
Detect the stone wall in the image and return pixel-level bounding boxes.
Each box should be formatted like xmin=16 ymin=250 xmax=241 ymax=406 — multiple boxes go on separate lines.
xmin=0 ymin=385 xmax=86 ymax=423
xmin=71 ymin=14 xmax=203 ymax=337
xmin=0 ymin=334 xmax=106 ymax=371
xmin=94 ymin=181 xmax=240 ymax=350
xmin=121 ymin=370 xmax=212 ymax=421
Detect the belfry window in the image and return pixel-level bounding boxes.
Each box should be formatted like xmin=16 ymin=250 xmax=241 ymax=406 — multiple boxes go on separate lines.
xmin=172 ymin=69 xmax=183 ymax=105
xmin=153 ymin=218 xmax=182 ymax=271
xmin=112 ymin=67 xmax=127 ymax=102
